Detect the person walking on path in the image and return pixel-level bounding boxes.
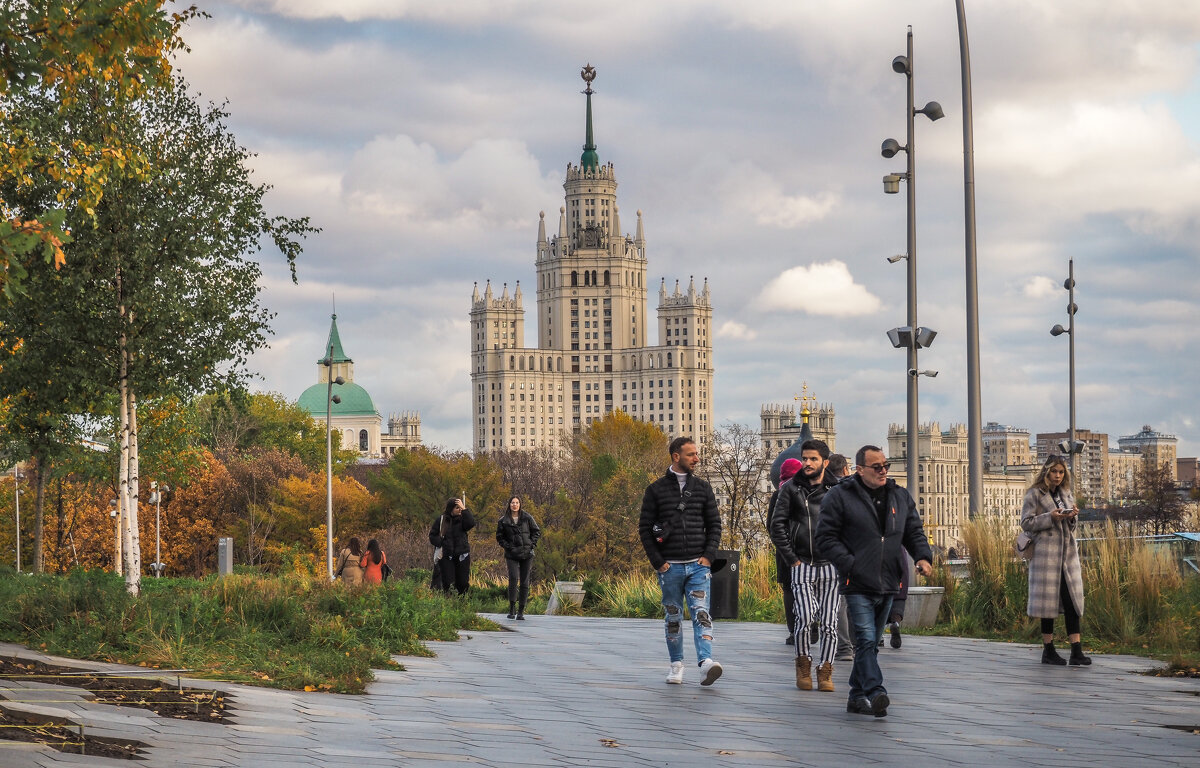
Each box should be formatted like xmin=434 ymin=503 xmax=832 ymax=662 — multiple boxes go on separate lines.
xmin=639 ymin=436 xmax=724 ymax=687
xmin=1021 ymin=454 xmax=1091 ymax=666
xmin=430 ymin=498 xmax=476 ymax=595
xmin=826 ymin=453 xmax=856 ymax=662
xmin=335 ymin=537 xmax=365 ymax=586
xmin=770 ymin=439 xmax=841 ymax=692
xmin=496 ymin=496 xmax=542 ymax=620
xmin=816 ymin=445 xmax=933 ymax=718
xmin=767 ymin=458 xmax=803 ymax=645
xmin=359 ymin=539 xmax=387 ymax=586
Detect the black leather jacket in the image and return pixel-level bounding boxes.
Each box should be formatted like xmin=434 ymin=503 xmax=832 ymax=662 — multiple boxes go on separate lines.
xmin=638 ymin=470 xmax=721 ymax=571
xmin=429 ymin=509 xmax=476 ymax=556
xmin=769 ymin=473 xmax=838 ymax=566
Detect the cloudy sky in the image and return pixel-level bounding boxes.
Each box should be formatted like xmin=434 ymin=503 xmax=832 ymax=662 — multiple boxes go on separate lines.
xmin=176 ymin=1 xmax=1200 ymax=458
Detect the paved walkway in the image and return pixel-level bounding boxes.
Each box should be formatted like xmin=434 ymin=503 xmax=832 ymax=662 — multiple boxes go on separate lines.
xmin=1 ymin=616 xmax=1197 ymax=766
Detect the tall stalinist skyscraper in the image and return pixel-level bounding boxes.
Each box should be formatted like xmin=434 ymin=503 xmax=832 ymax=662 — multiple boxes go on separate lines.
xmin=470 ymin=65 xmax=714 ymax=454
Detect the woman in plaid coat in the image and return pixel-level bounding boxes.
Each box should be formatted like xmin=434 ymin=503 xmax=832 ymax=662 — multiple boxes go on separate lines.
xmin=1020 ymin=455 xmax=1090 ymax=666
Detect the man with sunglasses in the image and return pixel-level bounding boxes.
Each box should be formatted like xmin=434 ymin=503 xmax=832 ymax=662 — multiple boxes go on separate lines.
xmin=816 ymin=444 xmax=933 ymax=718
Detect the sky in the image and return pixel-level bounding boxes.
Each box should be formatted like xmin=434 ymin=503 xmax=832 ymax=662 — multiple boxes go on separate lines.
xmin=175 ymin=0 xmax=1200 ymax=458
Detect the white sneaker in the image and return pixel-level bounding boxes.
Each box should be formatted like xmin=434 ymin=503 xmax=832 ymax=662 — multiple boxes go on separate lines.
xmin=666 ymin=661 xmax=684 ymax=684
xmin=699 ymin=658 xmax=723 ymax=686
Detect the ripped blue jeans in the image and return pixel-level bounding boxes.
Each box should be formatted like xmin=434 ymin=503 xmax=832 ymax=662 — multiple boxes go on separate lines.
xmin=657 ymin=561 xmax=713 ymax=664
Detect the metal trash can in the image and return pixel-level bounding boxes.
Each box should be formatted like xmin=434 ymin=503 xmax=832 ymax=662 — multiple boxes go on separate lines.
xmin=217 ymin=537 xmax=234 ymax=576
xmin=709 ymin=549 xmax=740 ymax=619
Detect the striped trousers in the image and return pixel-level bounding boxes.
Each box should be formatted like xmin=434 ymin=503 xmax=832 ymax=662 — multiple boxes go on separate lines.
xmin=790 ymin=561 xmax=840 ymax=666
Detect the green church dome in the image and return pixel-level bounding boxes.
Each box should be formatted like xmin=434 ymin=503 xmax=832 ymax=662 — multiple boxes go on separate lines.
xmin=298 ymin=381 xmax=378 ymax=417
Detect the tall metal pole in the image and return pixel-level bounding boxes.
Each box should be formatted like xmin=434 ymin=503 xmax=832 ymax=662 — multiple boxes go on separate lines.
xmin=1066 ymin=259 xmax=1077 ymax=486
xmin=154 ymin=484 xmax=162 ymax=578
xmin=956 ymin=0 xmax=984 ymax=517
xmin=12 ymin=468 xmax=20 ymax=572
xmin=903 ymin=27 xmax=920 ymax=505
xmin=325 ymin=345 xmax=335 ymax=582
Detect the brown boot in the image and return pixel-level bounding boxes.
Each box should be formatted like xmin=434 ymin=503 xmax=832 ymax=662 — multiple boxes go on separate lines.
xmin=794 ymin=656 xmax=812 ymax=690
xmin=817 ymin=662 xmax=835 ymax=692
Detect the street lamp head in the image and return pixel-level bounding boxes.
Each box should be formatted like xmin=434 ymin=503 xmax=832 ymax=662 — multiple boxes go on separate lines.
xmin=1050 ymin=324 xmax=1068 ymax=337
xmin=334 ymin=376 xmax=346 ymax=386
xmin=914 ymin=326 xmax=937 ymax=348
xmin=1064 ymin=277 xmax=1075 ymax=290
xmin=331 ymin=394 xmax=342 ymax=405
xmin=917 ymin=101 xmax=944 ymax=121
xmin=882 ymin=174 xmax=903 ymax=194
xmin=886 ymin=254 xmax=907 ymax=264
xmin=887 ymin=326 xmax=912 ymax=349
xmin=1067 ymin=302 xmax=1078 ymax=316
xmin=881 ymin=138 xmax=904 ymax=159
xmin=321 ymin=356 xmax=332 ymax=368
xmin=892 ymin=55 xmax=910 ymax=75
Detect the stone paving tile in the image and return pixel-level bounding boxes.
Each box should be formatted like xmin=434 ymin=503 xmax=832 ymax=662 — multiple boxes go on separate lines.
xmin=2 ymin=620 xmax=1199 ymax=767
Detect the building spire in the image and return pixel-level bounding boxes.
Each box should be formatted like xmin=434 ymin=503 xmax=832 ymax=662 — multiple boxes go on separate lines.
xmin=580 ymin=63 xmax=599 ymax=171
xmin=319 ymin=313 xmax=351 ymax=364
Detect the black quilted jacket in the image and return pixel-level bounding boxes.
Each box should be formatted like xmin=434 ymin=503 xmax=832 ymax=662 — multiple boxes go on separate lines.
xmin=638 ymin=470 xmax=721 ymax=571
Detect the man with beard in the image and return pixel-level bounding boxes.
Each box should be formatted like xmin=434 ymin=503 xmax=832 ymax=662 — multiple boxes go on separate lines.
xmin=770 ymin=439 xmax=841 ymax=692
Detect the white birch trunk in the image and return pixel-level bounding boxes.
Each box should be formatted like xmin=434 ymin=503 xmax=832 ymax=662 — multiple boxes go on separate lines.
xmin=125 ymin=385 xmax=142 ymax=596
xmin=117 ymin=341 xmax=130 ymax=577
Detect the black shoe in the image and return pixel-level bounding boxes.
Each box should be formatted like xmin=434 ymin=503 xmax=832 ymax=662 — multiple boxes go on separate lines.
xmin=516 ymin=613 xmax=525 ymax=620
xmin=1069 ymin=643 xmax=1091 ymax=666
xmin=785 ymin=634 xmax=795 ymax=645
xmin=809 ymin=624 xmax=820 ymax=644
xmin=869 ymin=692 xmax=890 ymax=718
xmin=847 ymin=697 xmax=873 ymax=715
xmin=1042 ymin=644 xmax=1067 ymax=665
xmin=889 ymin=622 xmax=902 ymax=649
xmin=507 ymin=603 xmax=515 ymax=619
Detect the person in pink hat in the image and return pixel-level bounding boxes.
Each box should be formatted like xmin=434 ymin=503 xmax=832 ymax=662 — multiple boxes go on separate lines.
xmin=767 ymin=458 xmax=804 ymax=644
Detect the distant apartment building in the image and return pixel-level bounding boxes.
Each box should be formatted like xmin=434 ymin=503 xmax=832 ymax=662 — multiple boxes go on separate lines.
xmin=1177 ymin=457 xmax=1200 ymax=489
xmin=1035 ymin=429 xmax=1109 ymax=502
xmin=887 ymin=422 xmax=1034 ymax=555
xmin=1119 ymin=425 xmax=1178 ymax=482
xmin=983 ymin=422 xmax=1033 ymax=471
xmin=1107 ymin=447 xmax=1143 ymax=501
xmin=469 ymin=67 xmax=713 ymax=453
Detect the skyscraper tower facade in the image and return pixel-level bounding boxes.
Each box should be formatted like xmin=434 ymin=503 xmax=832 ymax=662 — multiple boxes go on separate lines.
xmin=470 ymin=66 xmax=714 ymax=454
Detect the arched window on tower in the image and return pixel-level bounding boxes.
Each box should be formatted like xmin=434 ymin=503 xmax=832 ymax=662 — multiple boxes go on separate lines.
xmin=571 ymin=271 xmax=578 ymax=287
xmin=592 ymin=270 xmax=598 ymax=286
xmin=667 ymin=352 xmax=673 ymax=368
xmin=509 ymin=355 xmax=515 ymax=371
xmin=584 ymin=271 xmax=591 ymax=286
xmin=519 ymin=356 xmax=525 ymax=371
xmin=604 ymin=270 xmax=610 ymax=286
xmin=528 ymin=355 xmax=534 ymax=370
xmin=359 ymin=430 xmax=368 ymax=451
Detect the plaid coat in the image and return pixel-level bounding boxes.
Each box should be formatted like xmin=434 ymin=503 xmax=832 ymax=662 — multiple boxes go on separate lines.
xmin=1020 ymin=486 xmax=1084 ymax=619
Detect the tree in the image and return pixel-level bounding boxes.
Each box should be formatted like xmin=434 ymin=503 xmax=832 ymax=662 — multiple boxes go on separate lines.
xmin=193 ymin=391 xmax=343 ymax=471
xmin=0 ymin=1 xmax=200 ymax=292
xmin=371 ymin=447 xmax=509 ymax=531
xmin=0 ymin=75 xmax=315 ymax=593
xmin=1129 ymin=459 xmax=1186 ymax=535
xmin=702 ymin=422 xmax=770 ymax=553
xmin=265 ymin=472 xmax=374 ymax=567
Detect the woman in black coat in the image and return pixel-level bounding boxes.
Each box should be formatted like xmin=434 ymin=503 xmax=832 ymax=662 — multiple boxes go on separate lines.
xmin=496 ymin=496 xmax=542 ymax=620
xmin=429 ymin=498 xmax=475 ymax=595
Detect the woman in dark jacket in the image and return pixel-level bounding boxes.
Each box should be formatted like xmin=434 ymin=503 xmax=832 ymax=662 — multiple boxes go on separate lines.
xmin=429 ymin=498 xmax=475 ymax=595
xmin=496 ymin=496 xmax=542 ymax=620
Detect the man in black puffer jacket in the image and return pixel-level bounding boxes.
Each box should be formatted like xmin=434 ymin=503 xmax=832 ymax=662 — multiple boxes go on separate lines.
xmin=816 ymin=444 xmax=932 ymax=719
xmin=639 ymin=436 xmax=723 ymax=687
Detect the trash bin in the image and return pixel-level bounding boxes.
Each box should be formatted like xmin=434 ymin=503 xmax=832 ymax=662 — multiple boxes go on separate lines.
xmin=709 ymin=549 xmax=740 ymax=619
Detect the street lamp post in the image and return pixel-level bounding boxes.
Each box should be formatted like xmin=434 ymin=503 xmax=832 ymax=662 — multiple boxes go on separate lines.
xmin=955 ymin=0 xmax=984 ymax=517
xmin=148 ymin=482 xmax=168 ymax=577
xmin=323 ymin=346 xmax=345 ymax=582
xmin=1050 ymin=259 xmax=1081 ymax=482
xmin=12 ymin=467 xmax=21 ymax=572
xmin=882 ymin=25 xmax=943 ymax=505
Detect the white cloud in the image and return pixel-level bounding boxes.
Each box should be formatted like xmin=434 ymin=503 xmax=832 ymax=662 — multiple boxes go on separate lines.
xmin=716 ymin=321 xmax=757 ymax=341
xmin=755 ymin=261 xmax=882 ymax=317
xmin=1023 ymin=276 xmax=1060 ymax=300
